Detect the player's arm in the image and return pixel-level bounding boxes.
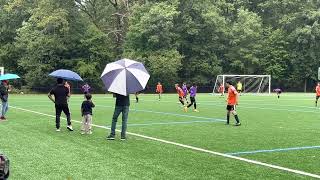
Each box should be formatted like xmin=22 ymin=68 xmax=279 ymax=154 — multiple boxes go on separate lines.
xmin=235 ymin=90 xmax=239 ymax=105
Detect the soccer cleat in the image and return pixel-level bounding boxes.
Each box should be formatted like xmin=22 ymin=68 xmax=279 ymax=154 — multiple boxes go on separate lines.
xmin=234 ymin=122 xmax=241 ymax=126
xmin=67 ymin=125 xmax=74 ymax=131
xmin=56 ymin=129 xmax=61 ymax=132
xmin=183 ymin=107 xmax=188 ymax=112
xmin=193 ymin=109 xmax=199 ymax=112
xmin=88 ymin=131 xmax=93 ymax=135
xmin=81 ymin=131 xmax=85 ymax=135
xmin=106 ymin=135 xmax=115 ymax=140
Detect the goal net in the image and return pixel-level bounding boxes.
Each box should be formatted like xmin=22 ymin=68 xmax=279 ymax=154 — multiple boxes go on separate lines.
xmin=213 ymin=75 xmax=271 ymax=94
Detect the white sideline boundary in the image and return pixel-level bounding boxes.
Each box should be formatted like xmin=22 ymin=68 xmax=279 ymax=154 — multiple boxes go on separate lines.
xmin=9 ymin=105 xmax=320 ymax=179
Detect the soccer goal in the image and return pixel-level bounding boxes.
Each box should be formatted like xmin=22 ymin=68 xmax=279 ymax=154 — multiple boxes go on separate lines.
xmin=213 ymin=75 xmax=271 ymax=95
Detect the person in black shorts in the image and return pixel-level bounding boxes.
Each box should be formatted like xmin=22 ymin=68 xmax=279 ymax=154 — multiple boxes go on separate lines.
xmin=48 ymin=78 xmax=73 ymax=132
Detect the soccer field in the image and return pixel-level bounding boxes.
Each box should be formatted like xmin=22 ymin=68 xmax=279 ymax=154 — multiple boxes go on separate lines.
xmin=1 ymin=93 xmax=320 ymax=179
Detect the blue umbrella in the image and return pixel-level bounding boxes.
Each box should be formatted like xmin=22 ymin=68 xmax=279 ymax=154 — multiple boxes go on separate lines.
xmin=0 ymin=74 xmax=20 ymax=81
xmin=101 ymin=58 xmax=150 ymax=96
xmin=49 ymin=69 xmax=83 ymax=81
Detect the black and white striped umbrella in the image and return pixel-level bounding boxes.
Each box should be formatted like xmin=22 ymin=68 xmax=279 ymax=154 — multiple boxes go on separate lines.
xmin=100 ymin=58 xmax=150 ymax=96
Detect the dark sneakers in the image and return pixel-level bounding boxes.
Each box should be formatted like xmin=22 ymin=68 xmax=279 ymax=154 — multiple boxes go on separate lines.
xmin=120 ymin=136 xmax=126 ymax=141
xmin=106 ymin=135 xmax=126 ymax=140
xmin=106 ymin=135 xmax=115 ymax=140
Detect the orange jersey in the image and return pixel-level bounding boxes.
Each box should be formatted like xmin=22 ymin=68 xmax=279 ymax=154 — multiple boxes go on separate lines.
xmin=227 ymin=85 xmax=238 ymax=105
xmin=156 ymin=84 xmax=163 ymax=93
xmin=316 ymin=85 xmax=320 ymax=96
xmin=176 ymin=87 xmax=184 ymax=97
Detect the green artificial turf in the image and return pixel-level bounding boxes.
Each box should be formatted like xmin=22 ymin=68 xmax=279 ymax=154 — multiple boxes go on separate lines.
xmin=1 ymin=93 xmax=320 ymax=179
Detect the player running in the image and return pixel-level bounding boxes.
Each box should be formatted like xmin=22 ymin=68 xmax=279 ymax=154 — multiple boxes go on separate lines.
xmin=175 ymin=84 xmax=187 ymax=111
xmin=182 ymin=82 xmax=189 ymax=104
xmin=187 ymin=83 xmax=199 ymax=112
xmin=156 ymin=82 xmax=163 ymax=101
xmin=226 ymin=81 xmax=241 ymax=126
xmin=315 ymin=83 xmax=320 ymax=107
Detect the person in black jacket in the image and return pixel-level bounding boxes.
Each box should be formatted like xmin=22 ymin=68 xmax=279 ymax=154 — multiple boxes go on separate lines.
xmin=107 ymin=93 xmax=130 ymax=140
xmin=48 ymin=78 xmax=73 ymax=132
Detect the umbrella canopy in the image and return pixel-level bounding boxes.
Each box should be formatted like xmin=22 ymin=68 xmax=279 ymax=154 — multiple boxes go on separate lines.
xmin=101 ymin=58 xmax=150 ymax=96
xmin=0 ymin=73 xmax=20 ymax=81
xmin=49 ymin=69 xmax=83 ymax=81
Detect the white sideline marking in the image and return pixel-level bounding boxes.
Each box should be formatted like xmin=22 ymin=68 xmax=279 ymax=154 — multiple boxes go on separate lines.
xmin=9 ymin=105 xmax=320 ymax=179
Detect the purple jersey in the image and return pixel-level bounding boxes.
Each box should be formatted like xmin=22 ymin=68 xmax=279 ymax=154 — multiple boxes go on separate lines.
xmin=190 ymin=86 xmax=197 ymax=97
xmin=273 ymin=88 xmax=282 ymax=93
xmin=182 ymin=85 xmax=188 ymax=96
xmin=82 ymin=84 xmax=91 ymax=93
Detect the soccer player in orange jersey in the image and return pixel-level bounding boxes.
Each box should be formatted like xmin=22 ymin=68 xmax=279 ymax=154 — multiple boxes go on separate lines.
xmin=225 ymin=81 xmax=241 ymax=126
xmin=175 ymin=84 xmax=187 ymax=111
xmin=315 ymin=83 xmax=320 ymax=107
xmin=156 ymin=82 xmax=163 ymax=100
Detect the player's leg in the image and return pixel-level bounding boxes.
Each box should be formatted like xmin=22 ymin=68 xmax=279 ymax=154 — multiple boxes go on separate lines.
xmin=185 ymin=96 xmax=189 ymax=104
xmin=179 ymin=97 xmax=184 ymax=105
xmin=187 ymin=97 xmax=194 ymax=108
xmin=226 ymin=105 xmax=231 ymax=125
xmin=231 ymin=106 xmax=241 ymax=126
xmin=192 ymin=97 xmax=199 ymax=112
xmin=316 ymin=96 xmax=319 ymax=107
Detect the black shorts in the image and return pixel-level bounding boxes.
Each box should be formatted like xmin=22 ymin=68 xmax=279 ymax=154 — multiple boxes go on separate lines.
xmin=226 ymin=105 xmax=236 ymax=111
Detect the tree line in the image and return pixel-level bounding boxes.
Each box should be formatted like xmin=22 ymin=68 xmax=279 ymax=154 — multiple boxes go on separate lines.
xmin=0 ymin=0 xmax=320 ymax=92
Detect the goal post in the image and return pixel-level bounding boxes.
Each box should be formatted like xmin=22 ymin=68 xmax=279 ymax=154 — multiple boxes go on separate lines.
xmin=213 ymin=75 xmax=271 ymax=94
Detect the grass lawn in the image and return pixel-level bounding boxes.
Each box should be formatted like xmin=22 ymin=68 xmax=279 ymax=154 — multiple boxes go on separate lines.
xmin=1 ymin=93 xmax=320 ymax=179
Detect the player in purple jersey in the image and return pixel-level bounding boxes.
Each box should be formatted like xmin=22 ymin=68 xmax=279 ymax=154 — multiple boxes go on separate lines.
xmin=186 ymin=83 xmax=199 ymax=112
xmin=273 ymin=88 xmax=282 ymax=99
xmin=182 ymin=82 xmax=189 ymax=104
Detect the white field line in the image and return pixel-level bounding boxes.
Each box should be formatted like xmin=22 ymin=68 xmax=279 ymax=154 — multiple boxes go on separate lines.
xmin=9 ymin=105 xmax=320 ymax=179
